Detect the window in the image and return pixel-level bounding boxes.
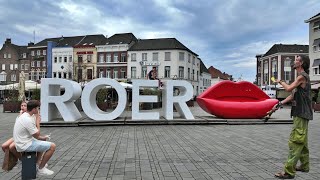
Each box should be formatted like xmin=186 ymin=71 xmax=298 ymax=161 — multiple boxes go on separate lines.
xmin=25 ymin=64 xmax=29 ymax=70
xmin=21 ymin=64 xmax=24 ymax=70
xmin=53 ymin=72 xmax=57 ymax=78
xmin=313 ymin=21 xmax=320 ymax=32
xmin=99 ymin=69 xmax=104 ymax=78
xmin=197 ymin=71 xmax=199 ymax=81
xmin=284 ymin=59 xmax=292 ymax=82
xmin=10 ymin=64 xmax=13 ymax=70
xmin=263 ymin=61 xmax=268 ymax=84
xmin=59 ymin=57 xmax=62 ymax=63
xmin=153 ymin=53 xmax=158 ymax=61
xmin=87 ymin=55 xmax=92 ymax=63
xmin=14 ymin=64 xmax=18 ymax=69
xmin=64 ymin=57 xmax=67 ymax=63
xmin=131 ymin=53 xmax=136 ymax=61
xmin=0 ymin=72 xmax=6 ymax=81
xmin=188 ymin=54 xmax=191 ymax=63
xmin=192 ymin=69 xmax=195 ymax=80
xmin=313 ymin=68 xmax=319 ymax=75
xmin=113 ymin=53 xmax=118 ymax=62
xmin=313 ymin=46 xmax=317 ymax=52
xmin=142 ymin=53 xmax=147 ymax=61
xmin=69 ymin=56 xmax=72 ymax=62
xmin=58 ymin=72 xmax=62 ymax=78
xmin=78 ymin=55 xmax=83 ymax=63
xmin=8 ymin=54 xmax=11 ymax=58
xmin=37 ymin=61 xmax=41 ymax=67
xmin=37 ymin=50 xmax=40 ymax=56
xmin=99 ymin=54 xmax=104 ymax=63
xmin=106 ymin=69 xmax=111 ymax=78
xmin=113 ymin=69 xmax=118 ymax=78
xmin=165 ymin=52 xmax=171 ymax=61
xmin=120 ymin=68 xmax=126 ymax=78
xmin=192 ymin=57 xmax=195 ymax=65
xmin=164 ymin=66 xmax=170 ymax=78
xmin=2 ymin=64 xmax=5 ymax=70
xmin=120 ymin=53 xmax=126 ymax=62
xmin=54 ymin=57 xmax=57 ymax=63
xmin=271 ymin=60 xmax=277 ymax=79
xmin=42 ymin=61 xmax=46 ymax=67
xmin=3 ymin=53 xmax=6 ymax=58
xmin=31 ymin=51 xmax=35 ymax=56
xmin=106 ymin=54 xmax=111 ymax=62
xmin=11 ymin=74 xmax=16 ymax=81
xmin=31 ymin=61 xmax=35 ymax=67
xmin=23 ymin=53 xmax=27 ymax=58
xmin=188 ymin=68 xmax=190 ymax=79
xmin=179 ymin=52 xmax=185 ymax=61
xmin=63 ymin=72 xmax=67 ymax=79
xmin=179 ymin=66 xmax=184 ymax=78
xmin=131 ymin=67 xmax=136 ymax=78
xmin=142 ymin=67 xmax=147 ymax=78
xmin=43 ymin=50 xmax=46 ymax=55
xmin=68 ymin=72 xmax=72 ymax=79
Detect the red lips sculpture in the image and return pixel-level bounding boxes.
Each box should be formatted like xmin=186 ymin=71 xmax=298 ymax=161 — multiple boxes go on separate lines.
xmin=196 ymin=81 xmax=279 ymax=119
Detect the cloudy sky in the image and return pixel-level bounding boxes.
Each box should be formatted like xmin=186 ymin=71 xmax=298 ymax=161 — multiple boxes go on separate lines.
xmin=1 ymin=0 xmax=319 ymax=82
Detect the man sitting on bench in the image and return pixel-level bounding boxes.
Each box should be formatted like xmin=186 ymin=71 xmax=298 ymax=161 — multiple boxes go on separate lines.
xmin=13 ymin=100 xmax=56 ymax=176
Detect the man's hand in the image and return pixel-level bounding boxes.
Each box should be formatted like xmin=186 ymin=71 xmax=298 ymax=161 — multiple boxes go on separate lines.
xmin=270 ymin=101 xmax=282 ymax=113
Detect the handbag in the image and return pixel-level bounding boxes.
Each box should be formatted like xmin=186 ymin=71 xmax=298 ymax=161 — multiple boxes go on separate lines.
xmin=2 ymin=149 xmax=18 ymax=171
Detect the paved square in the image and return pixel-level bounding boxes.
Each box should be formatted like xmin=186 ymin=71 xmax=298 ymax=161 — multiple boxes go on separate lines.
xmin=0 ymin=104 xmax=319 ymax=180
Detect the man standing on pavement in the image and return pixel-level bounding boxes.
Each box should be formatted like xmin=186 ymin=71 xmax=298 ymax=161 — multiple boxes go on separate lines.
xmin=273 ymin=55 xmax=313 ymax=179
xmin=13 ymin=100 xmax=56 ymax=176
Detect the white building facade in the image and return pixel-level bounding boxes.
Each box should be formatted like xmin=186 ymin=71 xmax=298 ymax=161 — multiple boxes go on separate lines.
xmin=52 ymin=47 xmax=73 ymax=79
xmin=305 ymin=13 xmax=320 ymax=82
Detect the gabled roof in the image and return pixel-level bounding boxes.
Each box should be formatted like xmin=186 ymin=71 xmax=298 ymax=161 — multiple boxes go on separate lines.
xmin=31 ymin=34 xmax=107 ymax=48
xmin=208 ymin=66 xmax=231 ymax=80
xmin=200 ymin=60 xmax=209 ymax=73
xmin=104 ymin=33 xmax=137 ymax=45
xmin=30 ymin=37 xmax=61 ymax=47
xmin=55 ymin=36 xmax=85 ymax=47
xmin=263 ymin=44 xmax=308 ymax=57
xmin=305 ymin=13 xmax=320 ymax=23
xmin=77 ymin=34 xmax=106 ymax=46
xmin=128 ymin=38 xmax=198 ymax=56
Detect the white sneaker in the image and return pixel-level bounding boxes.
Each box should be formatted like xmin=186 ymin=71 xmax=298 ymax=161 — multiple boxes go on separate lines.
xmin=37 ymin=167 xmax=54 ymax=176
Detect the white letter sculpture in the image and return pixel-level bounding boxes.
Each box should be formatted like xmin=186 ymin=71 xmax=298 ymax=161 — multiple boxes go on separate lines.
xmin=132 ymin=80 xmax=159 ymax=120
xmin=81 ymin=78 xmax=127 ymax=121
xmin=41 ymin=78 xmax=82 ymax=122
xmin=163 ymin=80 xmax=194 ymax=120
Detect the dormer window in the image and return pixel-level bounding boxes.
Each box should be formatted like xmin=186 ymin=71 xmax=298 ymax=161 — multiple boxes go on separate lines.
xmin=83 ymin=43 xmax=87 ymax=45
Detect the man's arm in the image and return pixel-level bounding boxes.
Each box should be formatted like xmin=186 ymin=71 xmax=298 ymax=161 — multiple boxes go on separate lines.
xmin=277 ymin=75 xmax=305 ymax=92
xmin=32 ymin=130 xmax=40 ymax=139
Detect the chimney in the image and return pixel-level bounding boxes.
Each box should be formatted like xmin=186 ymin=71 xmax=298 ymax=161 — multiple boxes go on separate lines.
xmin=5 ymin=38 xmax=11 ymax=44
xmin=28 ymin=42 xmax=34 ymax=46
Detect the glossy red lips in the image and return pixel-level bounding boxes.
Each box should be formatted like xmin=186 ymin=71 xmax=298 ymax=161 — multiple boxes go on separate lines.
xmin=197 ymin=81 xmax=279 ymax=119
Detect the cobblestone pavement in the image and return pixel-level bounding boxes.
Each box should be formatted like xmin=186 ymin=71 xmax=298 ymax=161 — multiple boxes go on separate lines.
xmin=0 ymin=104 xmax=319 ymax=180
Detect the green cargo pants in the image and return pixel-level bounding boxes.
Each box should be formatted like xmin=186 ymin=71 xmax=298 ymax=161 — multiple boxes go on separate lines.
xmin=284 ymin=116 xmax=309 ymax=176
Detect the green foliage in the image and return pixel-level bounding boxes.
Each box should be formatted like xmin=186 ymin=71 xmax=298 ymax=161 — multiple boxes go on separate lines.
xmin=31 ymin=89 xmax=41 ymax=100
xmin=6 ymin=89 xmax=19 ymax=102
xmin=317 ymin=90 xmax=320 ymax=103
xmin=142 ymin=88 xmax=161 ymax=96
xmin=96 ymin=88 xmax=109 ymax=103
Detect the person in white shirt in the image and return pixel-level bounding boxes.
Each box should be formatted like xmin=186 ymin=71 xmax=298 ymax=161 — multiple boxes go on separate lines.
xmin=13 ymin=100 xmax=56 ymax=176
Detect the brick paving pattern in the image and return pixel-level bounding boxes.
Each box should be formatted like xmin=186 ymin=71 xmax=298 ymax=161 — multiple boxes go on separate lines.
xmin=0 ymin=104 xmax=319 ymax=180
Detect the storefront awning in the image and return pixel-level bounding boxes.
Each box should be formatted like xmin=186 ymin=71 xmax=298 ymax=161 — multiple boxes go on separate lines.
xmin=312 ymin=59 xmax=320 ymax=67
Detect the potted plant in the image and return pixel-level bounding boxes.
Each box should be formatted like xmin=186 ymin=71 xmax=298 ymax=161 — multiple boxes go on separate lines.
xmin=96 ymin=88 xmax=109 ymax=111
xmin=3 ymin=89 xmax=21 ymax=113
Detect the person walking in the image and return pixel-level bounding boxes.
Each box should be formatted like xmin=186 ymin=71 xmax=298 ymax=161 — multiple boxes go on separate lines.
xmin=273 ymin=55 xmax=313 ymax=179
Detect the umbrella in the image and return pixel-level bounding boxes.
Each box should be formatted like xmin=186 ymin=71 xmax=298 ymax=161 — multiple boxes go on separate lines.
xmin=25 ymin=80 xmax=41 ymax=90
xmin=18 ymin=71 xmax=26 ymax=101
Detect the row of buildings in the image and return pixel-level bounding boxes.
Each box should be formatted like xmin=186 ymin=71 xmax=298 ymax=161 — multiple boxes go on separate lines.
xmin=0 ymin=33 xmax=232 ymax=97
xmin=256 ymin=13 xmax=320 ymax=91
